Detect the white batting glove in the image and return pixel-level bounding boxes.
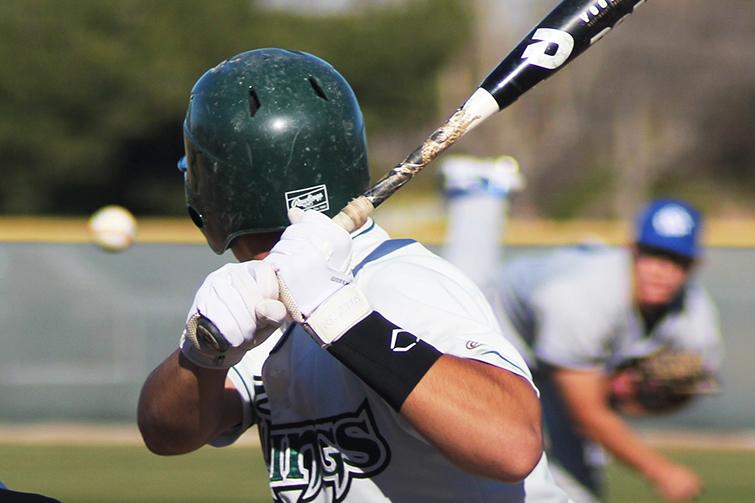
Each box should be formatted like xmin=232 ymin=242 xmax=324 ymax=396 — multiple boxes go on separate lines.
xmin=180 ymin=261 xmax=287 ymax=368
xmin=265 ymin=208 xmax=371 ymax=347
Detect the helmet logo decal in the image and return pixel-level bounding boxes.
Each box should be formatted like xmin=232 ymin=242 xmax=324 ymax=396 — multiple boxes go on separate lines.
xmin=285 ymin=184 xmax=330 ymax=213
xmin=652 ymin=205 xmax=694 ymax=237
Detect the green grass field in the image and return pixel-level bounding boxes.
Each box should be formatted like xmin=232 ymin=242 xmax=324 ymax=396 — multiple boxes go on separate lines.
xmin=1 ymin=444 xmax=753 ymax=502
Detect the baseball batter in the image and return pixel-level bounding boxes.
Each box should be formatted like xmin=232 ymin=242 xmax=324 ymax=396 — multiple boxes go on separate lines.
xmin=441 ymin=166 xmax=723 ymax=503
xmin=137 ymin=49 xmax=570 ymax=502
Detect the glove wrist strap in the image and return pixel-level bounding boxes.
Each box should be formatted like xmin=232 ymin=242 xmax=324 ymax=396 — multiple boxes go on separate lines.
xmin=305 ymin=284 xmax=372 ymax=346
xmin=327 ymin=311 xmax=442 ymax=411
xmin=180 ymin=313 xmax=245 ymax=369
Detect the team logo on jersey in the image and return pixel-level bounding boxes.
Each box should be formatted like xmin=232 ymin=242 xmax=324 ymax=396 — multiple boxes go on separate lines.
xmin=261 ymin=399 xmax=390 ymax=502
xmin=285 ymin=184 xmax=330 ymax=212
xmin=521 ymin=28 xmax=574 ymax=70
xmin=652 ymin=205 xmax=694 ymax=237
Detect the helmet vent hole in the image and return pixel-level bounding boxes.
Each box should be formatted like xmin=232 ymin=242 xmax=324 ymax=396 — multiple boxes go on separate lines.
xmin=308 ymin=77 xmax=328 ymax=101
xmin=248 ymin=87 xmax=261 ymax=117
xmin=187 ymin=206 xmax=204 ymax=229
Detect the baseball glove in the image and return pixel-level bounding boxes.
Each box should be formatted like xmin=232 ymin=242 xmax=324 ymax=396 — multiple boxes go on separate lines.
xmin=610 ymin=349 xmax=719 ymax=414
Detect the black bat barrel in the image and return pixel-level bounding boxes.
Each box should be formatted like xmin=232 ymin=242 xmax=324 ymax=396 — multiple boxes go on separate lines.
xmin=481 ymin=0 xmax=647 ymax=109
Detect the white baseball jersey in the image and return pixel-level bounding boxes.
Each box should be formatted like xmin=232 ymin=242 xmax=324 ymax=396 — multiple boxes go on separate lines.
xmin=495 ymin=246 xmax=724 ymax=373
xmin=213 ymin=220 xmax=570 ymax=502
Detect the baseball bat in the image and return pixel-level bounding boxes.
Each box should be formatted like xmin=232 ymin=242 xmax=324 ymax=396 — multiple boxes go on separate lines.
xmin=333 ymin=0 xmax=648 ymax=232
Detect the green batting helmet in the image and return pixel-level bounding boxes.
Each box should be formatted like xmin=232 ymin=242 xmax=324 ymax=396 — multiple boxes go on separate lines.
xmin=182 ymin=48 xmax=370 ymax=254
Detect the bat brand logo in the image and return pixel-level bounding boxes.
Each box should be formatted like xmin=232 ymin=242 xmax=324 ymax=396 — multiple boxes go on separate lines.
xmin=580 ymin=0 xmax=612 ymax=23
xmin=260 ymin=400 xmax=390 ymax=502
xmin=521 ymin=28 xmax=574 ymax=70
xmin=285 ymin=184 xmax=330 ymax=212
xmin=580 ymin=0 xmax=648 ymax=45
xmin=580 ymin=0 xmax=647 ymax=24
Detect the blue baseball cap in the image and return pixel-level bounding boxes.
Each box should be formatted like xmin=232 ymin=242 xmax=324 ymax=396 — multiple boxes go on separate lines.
xmin=634 ymin=198 xmax=702 ymax=258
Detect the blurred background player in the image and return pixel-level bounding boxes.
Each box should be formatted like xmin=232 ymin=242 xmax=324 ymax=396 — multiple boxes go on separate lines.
xmin=441 ymin=165 xmax=723 ymax=503
xmin=137 ymin=48 xmax=571 ymax=502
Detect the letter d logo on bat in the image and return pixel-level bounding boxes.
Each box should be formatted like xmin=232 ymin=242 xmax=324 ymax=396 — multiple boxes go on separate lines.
xmin=521 ymin=28 xmax=574 ymax=70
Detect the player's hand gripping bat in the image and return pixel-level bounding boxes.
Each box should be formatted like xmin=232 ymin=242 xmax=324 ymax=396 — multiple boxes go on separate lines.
xmin=333 ymin=0 xmax=648 ymax=231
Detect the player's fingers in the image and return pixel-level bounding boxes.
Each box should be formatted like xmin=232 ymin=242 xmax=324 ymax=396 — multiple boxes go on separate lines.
xmin=203 ymin=271 xmax=256 ymax=343
xmin=256 ymin=299 xmax=288 ymax=326
xmin=288 ymin=207 xmax=305 ymax=224
xmin=246 ymin=261 xmax=279 ymax=300
xmin=265 ymin=238 xmax=323 ymax=273
xmin=207 ymin=282 xmax=250 ymax=347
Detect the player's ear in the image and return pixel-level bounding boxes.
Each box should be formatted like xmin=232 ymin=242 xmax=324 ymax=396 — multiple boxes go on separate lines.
xmin=230 ymin=232 xmax=284 ymax=262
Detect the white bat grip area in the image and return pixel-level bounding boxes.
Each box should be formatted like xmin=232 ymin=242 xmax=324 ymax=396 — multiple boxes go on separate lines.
xmin=332 ymin=195 xmax=375 ymax=232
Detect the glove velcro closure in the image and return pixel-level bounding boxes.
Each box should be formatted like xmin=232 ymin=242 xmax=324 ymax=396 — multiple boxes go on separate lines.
xmin=304 ymin=284 xmax=372 ymax=347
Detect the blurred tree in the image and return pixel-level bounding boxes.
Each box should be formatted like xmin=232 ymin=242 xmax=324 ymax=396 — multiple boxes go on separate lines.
xmin=0 ymin=0 xmax=470 ymax=215
xmin=1 ymin=0 xmax=752 ymax=219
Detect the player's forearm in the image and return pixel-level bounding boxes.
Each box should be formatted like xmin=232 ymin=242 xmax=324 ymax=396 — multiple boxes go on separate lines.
xmin=553 ymin=368 xmax=679 ymax=482
xmin=137 ymin=349 xmax=238 ymax=455
xmin=575 ymin=406 xmax=674 ymax=479
xmin=401 ymin=355 xmax=543 ymax=482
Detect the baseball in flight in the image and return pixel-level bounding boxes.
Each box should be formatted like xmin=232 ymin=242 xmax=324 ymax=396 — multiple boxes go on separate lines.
xmin=87 ymin=204 xmax=138 ymax=252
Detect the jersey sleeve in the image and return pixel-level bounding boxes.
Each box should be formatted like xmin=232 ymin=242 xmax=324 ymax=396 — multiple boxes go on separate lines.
xmin=355 ymin=247 xmax=535 ymax=387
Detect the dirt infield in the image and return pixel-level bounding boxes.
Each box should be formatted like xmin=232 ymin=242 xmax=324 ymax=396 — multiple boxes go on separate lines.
xmin=0 ymin=423 xmax=753 ymax=450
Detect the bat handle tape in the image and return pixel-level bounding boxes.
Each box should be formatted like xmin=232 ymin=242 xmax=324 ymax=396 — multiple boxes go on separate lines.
xmin=333 ymin=195 xmax=375 ymax=233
